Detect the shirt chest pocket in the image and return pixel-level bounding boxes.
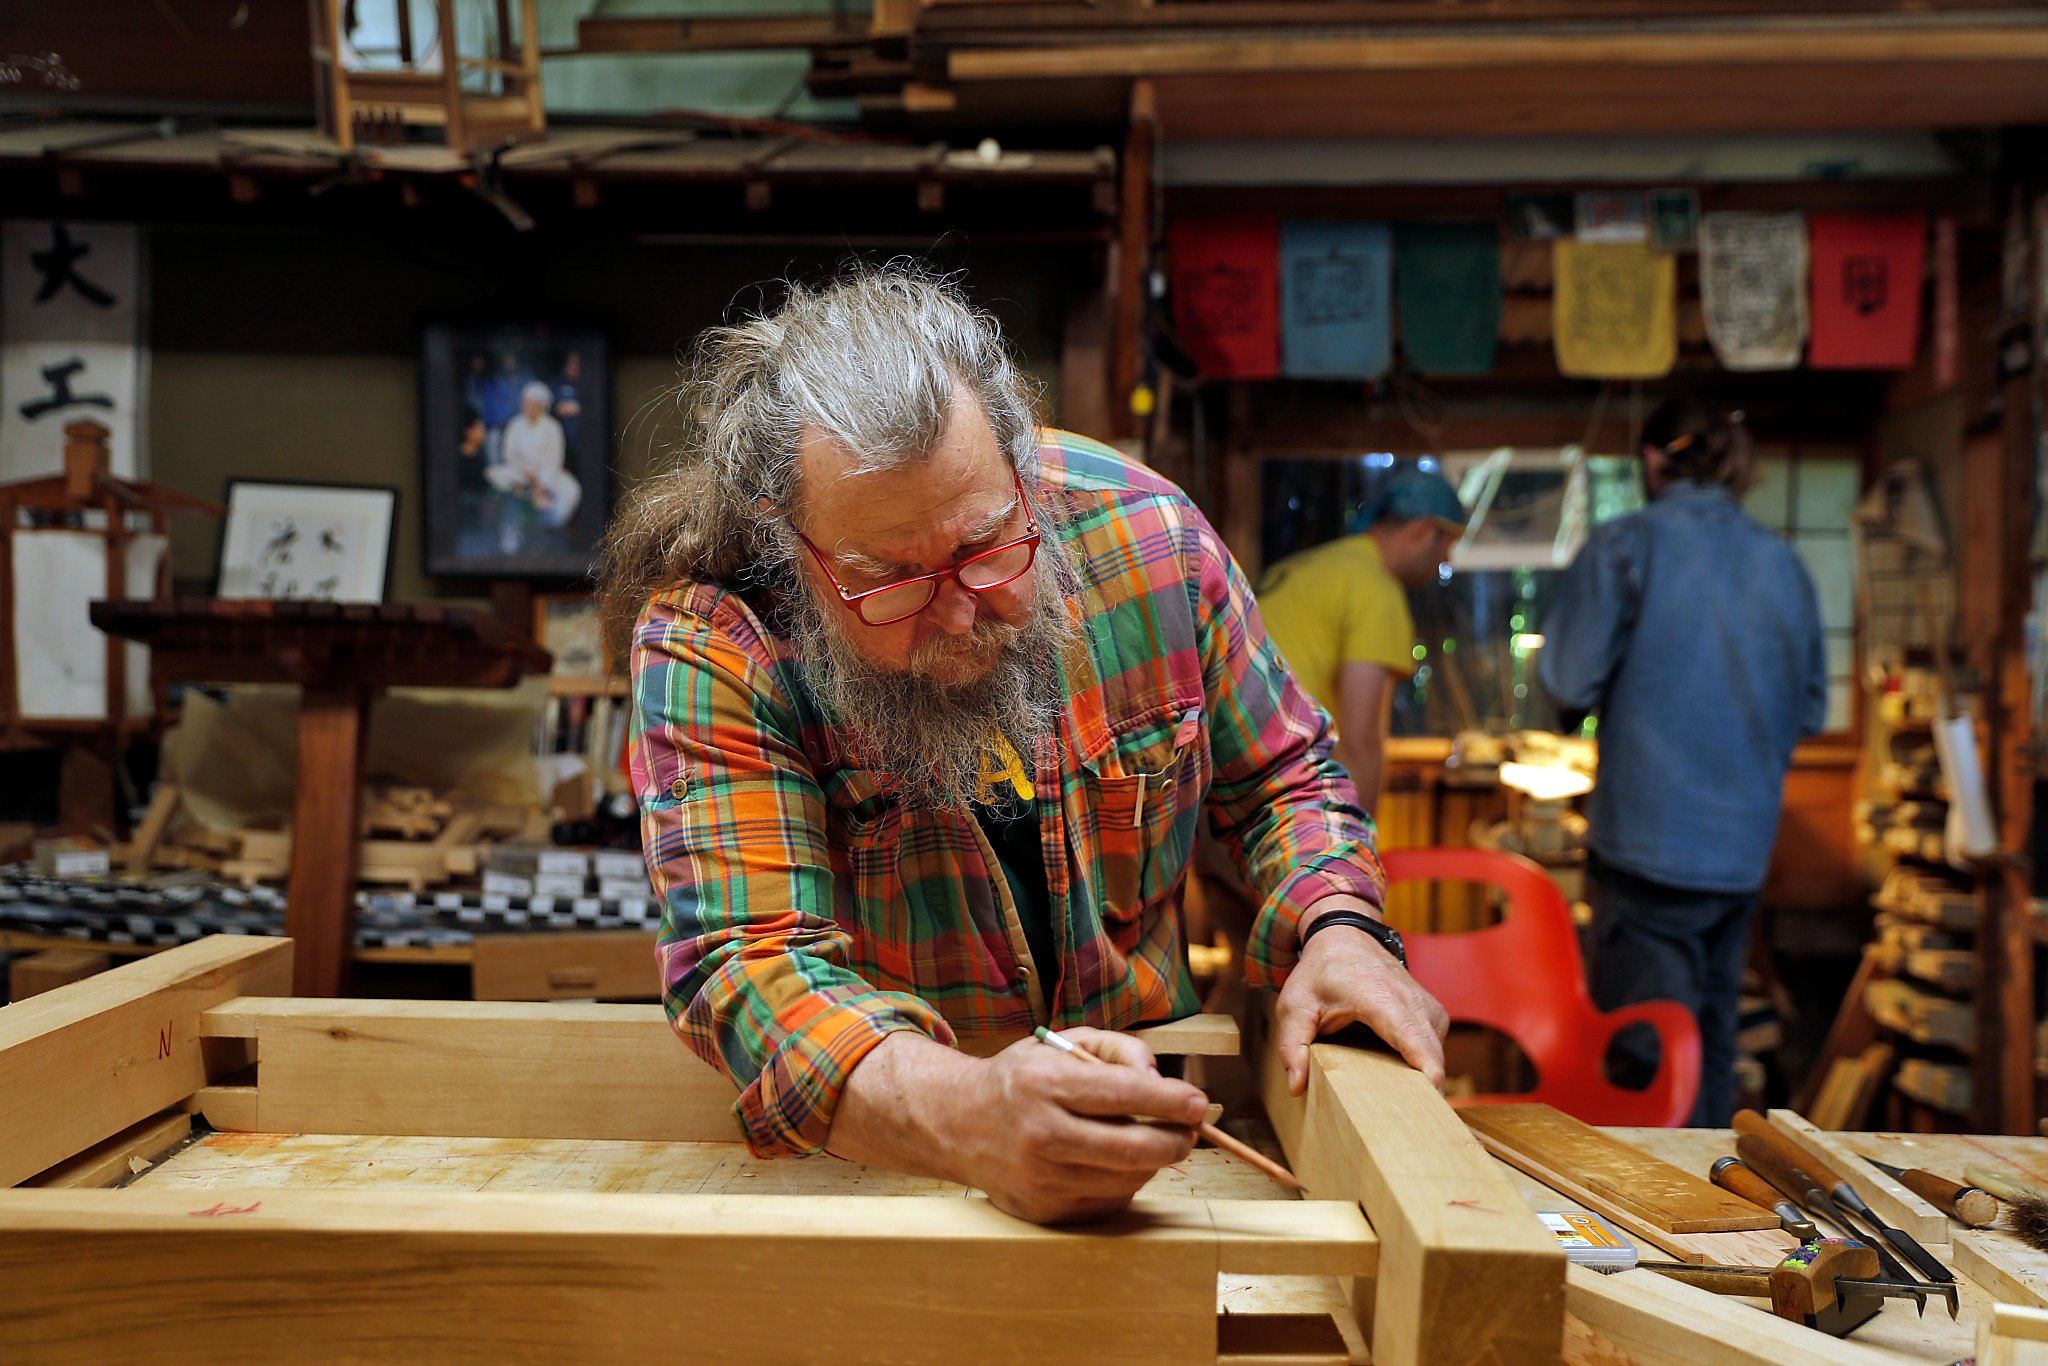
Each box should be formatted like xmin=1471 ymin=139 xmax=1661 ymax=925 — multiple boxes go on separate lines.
xmin=1082 ymin=708 xmax=1204 ymax=919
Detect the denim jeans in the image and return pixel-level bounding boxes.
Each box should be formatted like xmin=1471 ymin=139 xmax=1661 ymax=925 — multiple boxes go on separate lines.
xmin=1586 ymin=854 xmax=1759 ymax=1127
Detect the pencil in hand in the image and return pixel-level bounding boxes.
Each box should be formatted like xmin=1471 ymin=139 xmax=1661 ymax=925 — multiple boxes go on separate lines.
xmin=1033 ymin=1025 xmax=1310 ymax=1195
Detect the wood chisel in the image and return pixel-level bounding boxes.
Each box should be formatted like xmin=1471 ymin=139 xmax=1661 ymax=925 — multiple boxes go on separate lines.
xmin=1635 ymin=1237 xmax=1930 ymax=1339
xmin=1711 ymin=1155 xmax=1821 ymax=1242
xmin=1733 ymin=1131 xmax=1956 ymax=1319
xmin=1733 ymin=1112 xmax=1959 ymax=1300
xmin=1861 ymin=1157 xmax=1998 ymax=1228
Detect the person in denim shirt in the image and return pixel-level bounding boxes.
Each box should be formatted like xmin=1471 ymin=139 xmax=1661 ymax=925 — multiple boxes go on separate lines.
xmin=1540 ymin=399 xmax=1827 ymax=1124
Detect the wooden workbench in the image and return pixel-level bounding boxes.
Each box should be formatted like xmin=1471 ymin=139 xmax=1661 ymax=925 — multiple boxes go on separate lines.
xmin=15 ymin=935 xmax=2047 ymax=1364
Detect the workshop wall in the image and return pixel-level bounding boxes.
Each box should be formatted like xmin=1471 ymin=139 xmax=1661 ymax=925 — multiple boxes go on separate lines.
xmin=145 ymin=225 xmax=1073 ymax=602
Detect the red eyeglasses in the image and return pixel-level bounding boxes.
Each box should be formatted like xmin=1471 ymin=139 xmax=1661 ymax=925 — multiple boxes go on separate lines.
xmin=796 ymin=471 xmax=1043 ymax=627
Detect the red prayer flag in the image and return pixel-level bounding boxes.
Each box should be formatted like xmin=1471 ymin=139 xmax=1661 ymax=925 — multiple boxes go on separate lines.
xmin=1168 ymin=217 xmax=1280 ymax=379
xmin=1808 ymin=213 xmax=1927 ymax=369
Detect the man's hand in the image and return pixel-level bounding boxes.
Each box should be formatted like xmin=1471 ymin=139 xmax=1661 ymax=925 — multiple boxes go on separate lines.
xmin=827 ymin=1028 xmax=1208 ymax=1225
xmin=1274 ymin=896 xmax=1449 ymax=1096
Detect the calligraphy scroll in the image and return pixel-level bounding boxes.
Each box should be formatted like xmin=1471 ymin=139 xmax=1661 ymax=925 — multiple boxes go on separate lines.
xmin=1551 ymin=240 xmax=1676 ymax=379
xmin=1 ymin=220 xmax=146 ymax=479
xmin=1698 ymin=213 xmax=1808 ymax=371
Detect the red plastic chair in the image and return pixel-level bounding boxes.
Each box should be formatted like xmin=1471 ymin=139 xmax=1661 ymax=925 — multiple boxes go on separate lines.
xmin=1384 ymin=846 xmax=1701 ymax=1128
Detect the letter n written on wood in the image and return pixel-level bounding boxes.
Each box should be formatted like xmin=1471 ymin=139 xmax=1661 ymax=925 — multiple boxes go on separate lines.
xmin=0 ymin=936 xmax=291 ymax=1187
xmin=1258 ymin=1012 xmax=1564 ymax=1366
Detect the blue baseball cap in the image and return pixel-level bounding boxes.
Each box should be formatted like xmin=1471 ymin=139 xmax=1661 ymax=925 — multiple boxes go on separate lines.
xmin=1359 ymin=469 xmax=1468 ymax=533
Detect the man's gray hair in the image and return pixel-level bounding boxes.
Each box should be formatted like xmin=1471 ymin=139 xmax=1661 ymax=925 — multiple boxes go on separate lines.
xmin=599 ymin=266 xmax=1041 ymax=652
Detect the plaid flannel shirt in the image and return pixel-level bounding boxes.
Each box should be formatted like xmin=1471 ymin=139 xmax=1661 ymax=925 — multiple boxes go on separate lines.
xmin=631 ymin=431 xmax=1385 ymax=1158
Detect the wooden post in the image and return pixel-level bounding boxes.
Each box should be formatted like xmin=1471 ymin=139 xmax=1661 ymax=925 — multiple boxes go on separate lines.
xmin=1059 ymin=257 xmax=1113 ymax=441
xmin=437 ymin=0 xmax=469 ymax=154
xmin=61 ymin=420 xmax=106 ymax=503
xmin=284 ymin=684 xmax=373 ymax=996
xmin=1110 ymin=78 xmax=1156 ymax=442
xmin=1258 ymin=1013 xmax=1564 ymax=1365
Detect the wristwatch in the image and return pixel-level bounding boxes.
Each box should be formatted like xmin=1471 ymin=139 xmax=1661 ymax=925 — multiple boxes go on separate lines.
xmin=1297 ymin=909 xmax=1407 ymax=969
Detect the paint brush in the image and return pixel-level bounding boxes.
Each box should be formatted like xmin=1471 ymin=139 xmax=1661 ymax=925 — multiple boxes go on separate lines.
xmin=1032 ymin=1025 xmax=1309 ymax=1194
xmin=1964 ymin=1163 xmax=2048 ymax=1252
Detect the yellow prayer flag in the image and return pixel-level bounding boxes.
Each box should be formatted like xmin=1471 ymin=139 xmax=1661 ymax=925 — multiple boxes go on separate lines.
xmin=1552 ymin=240 xmax=1678 ymax=379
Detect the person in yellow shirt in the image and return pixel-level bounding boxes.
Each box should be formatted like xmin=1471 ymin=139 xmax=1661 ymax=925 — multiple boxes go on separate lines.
xmin=1256 ymin=470 xmax=1468 ymax=813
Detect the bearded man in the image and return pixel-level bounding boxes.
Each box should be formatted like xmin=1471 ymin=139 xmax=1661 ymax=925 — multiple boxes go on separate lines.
xmin=600 ymin=269 xmax=1446 ymax=1224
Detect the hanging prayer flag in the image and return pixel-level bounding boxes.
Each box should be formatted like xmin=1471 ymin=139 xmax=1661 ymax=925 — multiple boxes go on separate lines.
xmin=1808 ymin=213 xmax=1926 ymax=370
xmin=1698 ymin=212 xmax=1808 ymax=371
xmin=1650 ymin=189 xmax=1700 ymax=251
xmin=2 ymin=220 xmax=146 ymax=480
xmin=1280 ymin=222 xmax=1392 ymax=380
xmin=1168 ymin=217 xmax=1280 ymax=379
xmin=1551 ymin=239 xmax=1677 ymax=379
xmin=1395 ymin=224 xmax=1500 ymax=376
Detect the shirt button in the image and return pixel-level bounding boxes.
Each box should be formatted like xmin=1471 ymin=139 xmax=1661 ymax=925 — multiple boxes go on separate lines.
xmin=669 ymin=776 xmax=689 ymax=800
xmin=1016 ymin=965 xmax=1032 ymax=983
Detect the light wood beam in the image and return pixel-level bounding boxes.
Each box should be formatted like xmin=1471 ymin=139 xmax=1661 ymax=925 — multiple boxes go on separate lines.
xmin=1257 ymin=1011 xmax=1563 ymax=1365
xmin=198 ymin=997 xmax=1240 ymax=1141
xmin=0 ymin=936 xmax=290 ymax=1188
xmin=0 ymin=1190 xmax=1371 ymax=1363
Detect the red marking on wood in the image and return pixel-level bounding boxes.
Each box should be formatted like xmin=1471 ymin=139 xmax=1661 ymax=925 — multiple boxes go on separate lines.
xmin=1447 ymin=1200 xmax=1500 ymax=1214
xmin=189 ymin=1201 xmax=262 ymax=1218
xmin=1957 ymin=1134 xmax=2048 ymax=1188
xmin=158 ymin=1020 xmax=174 ymax=1058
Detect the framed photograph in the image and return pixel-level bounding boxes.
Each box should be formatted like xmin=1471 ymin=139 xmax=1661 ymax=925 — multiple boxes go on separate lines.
xmin=534 ymin=592 xmax=606 ymax=679
xmin=216 ymin=479 xmax=398 ymax=603
xmin=419 ymin=323 xmax=611 ymax=578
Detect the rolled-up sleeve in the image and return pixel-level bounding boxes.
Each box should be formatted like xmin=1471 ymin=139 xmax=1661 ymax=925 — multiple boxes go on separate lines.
xmin=1184 ymin=512 xmax=1386 ymax=989
xmin=630 ymin=599 xmax=952 ymax=1159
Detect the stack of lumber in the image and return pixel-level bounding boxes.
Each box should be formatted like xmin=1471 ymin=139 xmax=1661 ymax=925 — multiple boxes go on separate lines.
xmin=110 ymin=783 xmax=550 ymax=893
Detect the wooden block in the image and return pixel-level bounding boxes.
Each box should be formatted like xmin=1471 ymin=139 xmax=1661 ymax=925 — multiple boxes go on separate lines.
xmin=8 ymin=949 xmax=111 ymax=1001
xmin=1982 ymin=1304 xmax=2048 ymax=1366
xmin=0 ymin=1189 xmax=1303 ymax=1363
xmin=1464 ymin=1105 xmax=1777 ymax=1234
xmin=1564 ymin=1264 xmax=1897 ymax=1365
xmin=1955 ymin=1226 xmax=2048 ymax=1310
xmin=1258 ymin=1017 xmax=1562 ymax=1366
xmin=22 ymin=1110 xmax=190 ymax=1188
xmin=0 ymin=936 xmax=291 ymax=1188
xmin=1764 ymin=1109 xmax=1948 ymax=1248
xmin=470 ymin=932 xmax=660 ymax=1001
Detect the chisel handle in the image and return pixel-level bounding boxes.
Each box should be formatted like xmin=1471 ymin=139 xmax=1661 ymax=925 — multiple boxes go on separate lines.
xmin=1711 ymin=1157 xmax=1819 ymax=1241
xmin=1869 ymin=1160 xmax=1998 ymax=1228
xmin=1733 ymin=1111 xmax=1847 ymax=1199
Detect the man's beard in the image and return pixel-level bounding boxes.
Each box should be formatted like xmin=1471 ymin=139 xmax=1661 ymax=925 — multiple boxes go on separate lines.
xmin=787 ymin=530 xmax=1081 ymax=811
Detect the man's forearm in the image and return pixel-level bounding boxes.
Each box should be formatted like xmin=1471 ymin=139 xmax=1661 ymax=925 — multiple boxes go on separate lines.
xmin=823 ymin=1031 xmax=974 ymax=1183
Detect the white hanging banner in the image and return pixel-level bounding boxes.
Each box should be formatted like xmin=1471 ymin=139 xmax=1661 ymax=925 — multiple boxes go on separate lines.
xmin=1698 ymin=212 xmax=1808 ymax=371
xmin=1 ymin=220 xmax=146 ymax=480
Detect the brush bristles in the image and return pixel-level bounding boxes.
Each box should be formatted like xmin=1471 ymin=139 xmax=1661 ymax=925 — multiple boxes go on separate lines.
xmin=2000 ymin=1193 xmax=2048 ymax=1252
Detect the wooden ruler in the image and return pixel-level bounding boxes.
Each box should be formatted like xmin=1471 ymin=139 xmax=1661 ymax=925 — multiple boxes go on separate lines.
xmin=1464 ymin=1104 xmax=1779 ymax=1233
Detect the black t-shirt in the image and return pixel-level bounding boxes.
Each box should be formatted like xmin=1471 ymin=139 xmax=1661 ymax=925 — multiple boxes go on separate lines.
xmin=973 ymin=793 xmax=1055 ymax=989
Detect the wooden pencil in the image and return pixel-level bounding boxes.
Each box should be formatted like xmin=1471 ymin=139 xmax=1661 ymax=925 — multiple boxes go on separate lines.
xmin=1033 ymin=1026 xmax=1310 ymax=1194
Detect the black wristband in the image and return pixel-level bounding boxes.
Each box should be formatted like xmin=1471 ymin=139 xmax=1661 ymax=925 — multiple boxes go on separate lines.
xmin=1297 ymin=909 xmax=1407 ymax=969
